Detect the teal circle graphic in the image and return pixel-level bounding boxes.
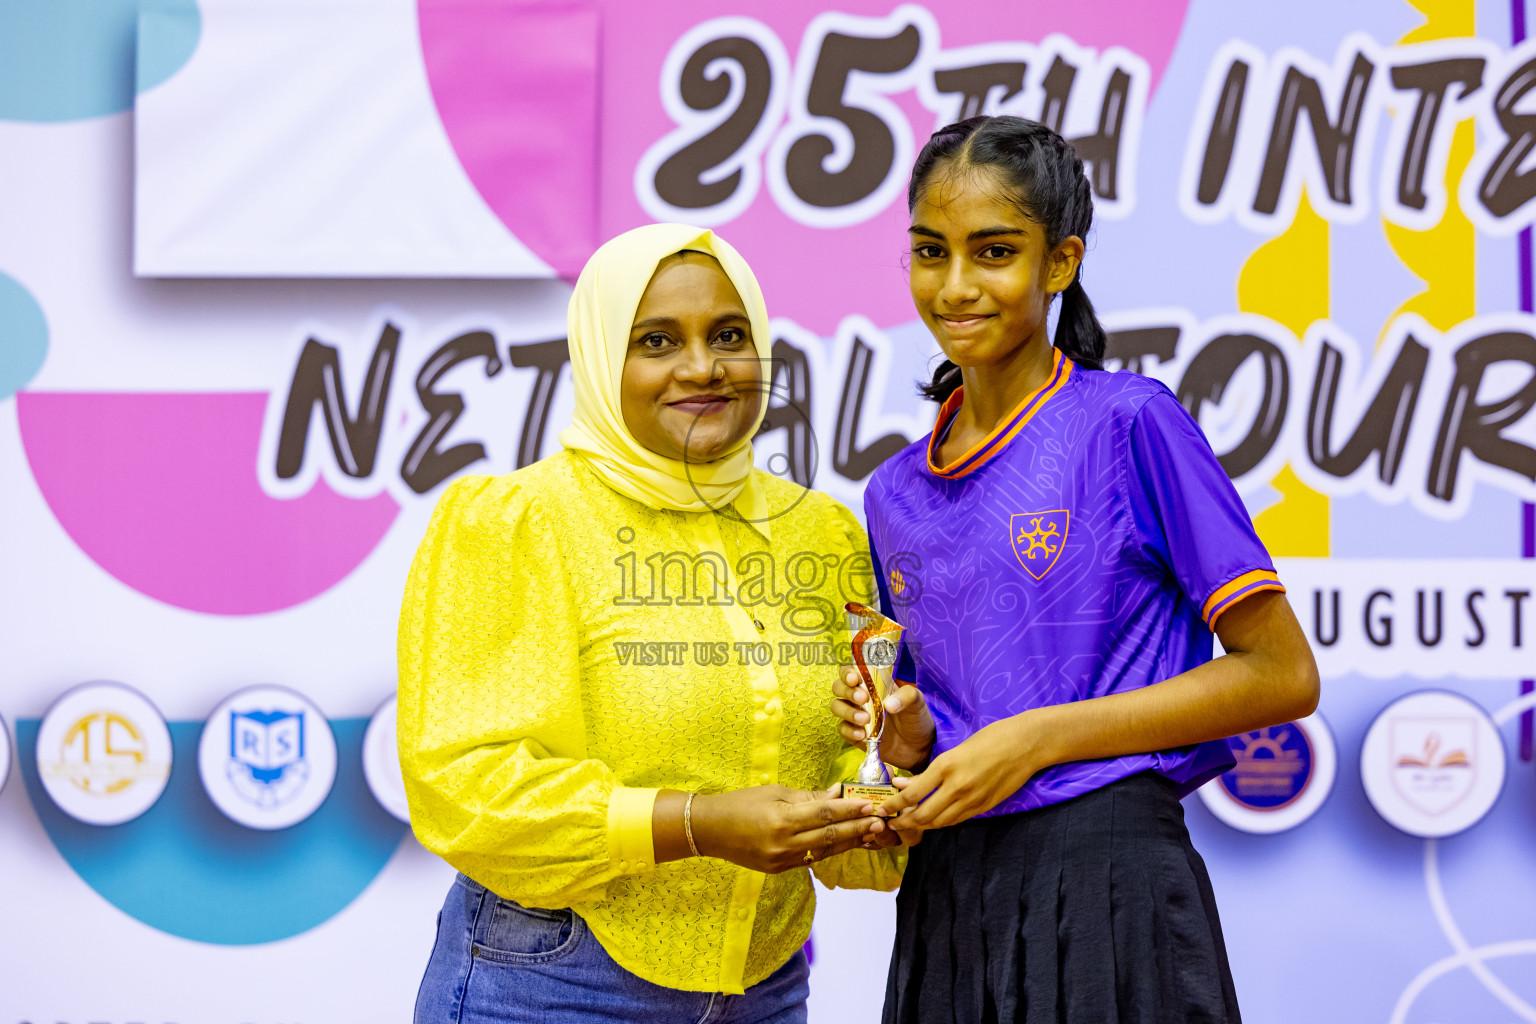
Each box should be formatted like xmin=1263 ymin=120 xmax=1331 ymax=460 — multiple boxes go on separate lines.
xmin=18 ymin=717 xmax=407 ymax=945
xmin=0 ymin=0 xmax=200 ymax=122
xmin=0 ymin=272 xmax=47 ymax=399
xmin=138 ymin=0 xmax=203 ymax=96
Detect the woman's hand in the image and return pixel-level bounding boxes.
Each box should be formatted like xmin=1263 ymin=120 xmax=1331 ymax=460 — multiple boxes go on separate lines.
xmin=656 ymin=786 xmax=892 ymax=873
xmin=830 ymin=666 xmax=936 ymax=770
xmin=876 ymin=712 xmax=1047 ymax=830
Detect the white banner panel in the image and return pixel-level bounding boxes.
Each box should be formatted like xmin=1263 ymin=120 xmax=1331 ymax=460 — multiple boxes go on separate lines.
xmin=133 ymin=0 xmax=597 ymax=278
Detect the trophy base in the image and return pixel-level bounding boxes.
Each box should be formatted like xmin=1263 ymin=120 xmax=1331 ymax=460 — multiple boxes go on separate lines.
xmin=840 ymin=782 xmax=900 ymax=817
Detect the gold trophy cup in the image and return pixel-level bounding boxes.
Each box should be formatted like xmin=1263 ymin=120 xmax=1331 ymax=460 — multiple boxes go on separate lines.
xmin=840 ymin=601 xmax=908 ymax=816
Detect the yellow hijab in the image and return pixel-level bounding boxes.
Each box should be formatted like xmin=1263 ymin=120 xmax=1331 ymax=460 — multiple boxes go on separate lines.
xmin=559 ymin=224 xmax=773 ymax=524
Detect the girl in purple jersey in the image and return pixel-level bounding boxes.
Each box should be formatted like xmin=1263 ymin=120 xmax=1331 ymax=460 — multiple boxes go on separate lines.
xmin=830 ymin=116 xmax=1320 ymax=1024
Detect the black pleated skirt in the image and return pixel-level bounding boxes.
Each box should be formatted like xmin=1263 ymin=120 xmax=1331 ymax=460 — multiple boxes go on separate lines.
xmin=884 ymin=772 xmax=1241 ymax=1024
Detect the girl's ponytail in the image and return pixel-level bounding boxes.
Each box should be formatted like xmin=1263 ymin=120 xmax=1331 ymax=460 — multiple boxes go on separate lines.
xmin=1054 ymin=272 xmax=1106 ymax=370
xmin=919 ymin=359 xmax=963 ymax=403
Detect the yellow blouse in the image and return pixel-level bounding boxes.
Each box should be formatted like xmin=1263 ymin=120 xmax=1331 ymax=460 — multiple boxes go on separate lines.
xmin=397 ymin=451 xmax=905 ymax=994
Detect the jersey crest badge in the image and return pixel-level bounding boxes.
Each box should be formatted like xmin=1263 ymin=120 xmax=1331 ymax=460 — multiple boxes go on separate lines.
xmin=1009 ymin=510 xmax=1069 ymax=580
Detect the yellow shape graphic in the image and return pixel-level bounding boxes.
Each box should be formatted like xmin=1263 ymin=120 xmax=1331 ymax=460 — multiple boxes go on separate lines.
xmin=1399 ymin=0 xmax=1472 ymax=44
xmin=1252 ymin=465 xmax=1331 ymax=555
xmin=1238 ymin=192 xmax=1331 ymax=336
xmin=1238 ymin=193 xmax=1331 ymax=556
xmin=1234 ymin=0 xmax=1477 ymax=558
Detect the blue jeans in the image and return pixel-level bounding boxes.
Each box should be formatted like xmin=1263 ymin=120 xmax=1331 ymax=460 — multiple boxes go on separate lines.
xmin=415 ymin=873 xmax=810 ymax=1024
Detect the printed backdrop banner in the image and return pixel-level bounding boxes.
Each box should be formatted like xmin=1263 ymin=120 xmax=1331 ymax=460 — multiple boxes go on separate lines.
xmin=2 ymin=0 xmax=1536 ymax=1022
xmin=133 ymin=0 xmax=600 ymax=277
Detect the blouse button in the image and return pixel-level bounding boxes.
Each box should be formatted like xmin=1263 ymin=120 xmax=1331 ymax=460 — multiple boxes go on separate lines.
xmin=619 ymin=860 xmax=628 ymax=871
xmin=737 ymin=907 xmax=751 ymax=920
xmin=765 ymin=699 xmax=781 ymax=715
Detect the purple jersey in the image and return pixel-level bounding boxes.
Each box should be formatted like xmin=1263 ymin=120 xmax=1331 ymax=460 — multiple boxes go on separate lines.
xmin=865 ymin=349 xmax=1285 ymax=817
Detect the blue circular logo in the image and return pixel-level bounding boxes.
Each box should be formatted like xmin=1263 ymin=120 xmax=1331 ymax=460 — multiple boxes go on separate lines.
xmin=1218 ymin=722 xmax=1315 ymax=811
xmin=1199 ymin=714 xmax=1337 ymax=835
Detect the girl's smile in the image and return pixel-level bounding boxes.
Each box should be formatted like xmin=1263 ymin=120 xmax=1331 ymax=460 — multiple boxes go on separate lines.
xmin=934 ymin=312 xmax=996 ymax=333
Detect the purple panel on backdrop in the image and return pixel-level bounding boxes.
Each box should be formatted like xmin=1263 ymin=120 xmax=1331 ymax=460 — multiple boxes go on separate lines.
xmin=1521 ymin=228 xmax=1533 ymax=314
xmin=418 ymin=0 xmax=599 ymax=279
xmin=1517 ymin=0 xmax=1534 ymax=765
xmin=15 ymin=392 xmax=399 ymax=615
xmin=1521 ymin=680 xmax=1534 ymax=763
xmin=1524 ymin=490 xmax=1533 ymax=763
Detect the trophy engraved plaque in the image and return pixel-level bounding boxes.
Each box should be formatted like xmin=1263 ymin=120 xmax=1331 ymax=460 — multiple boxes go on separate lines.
xmin=840 ymin=601 xmax=907 ymax=816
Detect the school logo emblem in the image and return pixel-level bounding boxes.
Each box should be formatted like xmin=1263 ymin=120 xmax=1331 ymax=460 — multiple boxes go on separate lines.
xmin=0 ymin=712 xmax=11 ymax=797
xmin=1361 ymin=691 xmax=1505 ymax=838
xmin=1198 ymin=713 xmax=1336 ymax=834
xmin=362 ymin=695 xmax=410 ymax=823
xmin=889 ymin=567 xmax=907 ymax=598
xmin=228 ymin=709 xmax=309 ymax=809
xmin=199 ymin=685 xmax=337 ymax=830
xmin=35 ymin=682 xmax=173 ymax=825
xmin=1389 ymin=717 xmax=1475 ymax=816
xmin=1009 ymin=510 xmax=1069 ymax=580
xmin=1225 ymin=725 xmax=1312 ymax=808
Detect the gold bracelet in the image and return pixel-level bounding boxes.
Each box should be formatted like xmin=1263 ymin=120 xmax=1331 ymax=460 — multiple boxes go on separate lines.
xmin=683 ymin=792 xmax=701 ymax=858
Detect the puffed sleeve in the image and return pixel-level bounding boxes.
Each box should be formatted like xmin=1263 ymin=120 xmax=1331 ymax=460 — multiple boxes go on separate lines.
xmin=397 ymin=474 xmax=658 ymax=909
xmin=808 ymin=500 xmax=907 ymax=891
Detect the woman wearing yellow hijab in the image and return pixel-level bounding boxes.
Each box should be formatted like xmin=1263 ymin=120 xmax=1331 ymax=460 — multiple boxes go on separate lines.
xmin=399 ymin=224 xmax=905 ymax=1024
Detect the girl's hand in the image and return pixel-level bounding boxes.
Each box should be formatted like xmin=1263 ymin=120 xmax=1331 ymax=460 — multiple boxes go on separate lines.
xmin=830 ymin=665 xmax=936 ymax=770
xmin=880 ymin=815 xmax=926 ymax=849
xmin=876 ymin=712 xmax=1048 ymax=829
xmin=686 ymin=786 xmax=890 ymax=873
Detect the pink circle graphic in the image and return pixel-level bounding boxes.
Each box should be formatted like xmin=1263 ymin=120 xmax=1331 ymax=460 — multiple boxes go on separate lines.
xmin=17 ymin=392 xmax=399 ymax=615
xmin=417 ymin=0 xmax=600 ymax=279
xmin=419 ymin=0 xmax=1190 ymax=330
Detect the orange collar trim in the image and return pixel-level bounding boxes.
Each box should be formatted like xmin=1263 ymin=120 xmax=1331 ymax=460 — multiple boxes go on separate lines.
xmin=927 ymin=350 xmax=1074 ymax=479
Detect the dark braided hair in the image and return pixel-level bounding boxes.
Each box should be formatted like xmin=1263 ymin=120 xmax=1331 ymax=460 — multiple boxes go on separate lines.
xmin=909 ymin=116 xmax=1107 ymax=403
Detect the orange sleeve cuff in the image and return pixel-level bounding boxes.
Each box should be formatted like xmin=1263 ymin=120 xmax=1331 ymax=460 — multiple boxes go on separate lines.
xmin=1202 ymin=569 xmax=1285 ymax=630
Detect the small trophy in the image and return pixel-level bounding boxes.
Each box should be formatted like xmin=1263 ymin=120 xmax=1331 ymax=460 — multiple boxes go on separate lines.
xmin=840 ymin=601 xmax=907 ymax=816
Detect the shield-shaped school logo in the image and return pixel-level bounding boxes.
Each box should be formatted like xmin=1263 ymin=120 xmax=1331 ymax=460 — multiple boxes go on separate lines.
xmin=199 ymin=685 xmax=338 ymax=830
xmin=1389 ymin=716 xmax=1475 ymax=816
xmin=1009 ymin=510 xmax=1069 ymax=580
xmin=226 ymin=709 xmax=310 ymax=809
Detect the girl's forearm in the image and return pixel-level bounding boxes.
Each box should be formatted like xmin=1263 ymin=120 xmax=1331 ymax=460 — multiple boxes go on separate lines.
xmin=1022 ymin=592 xmax=1319 ymax=771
